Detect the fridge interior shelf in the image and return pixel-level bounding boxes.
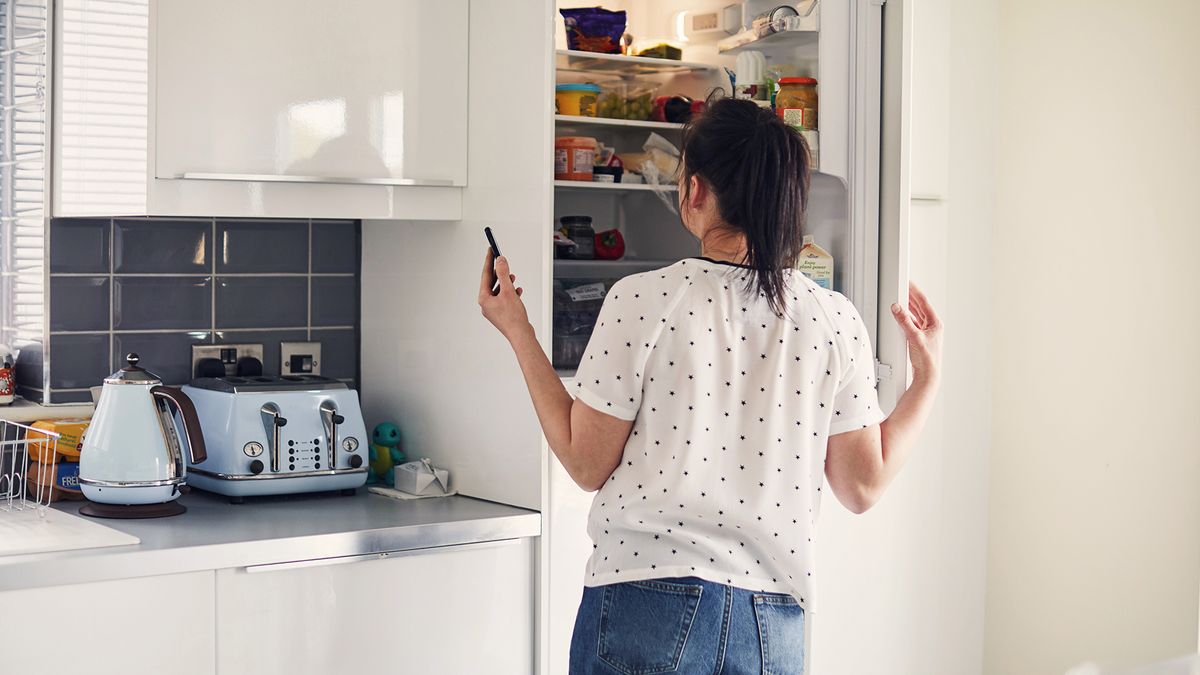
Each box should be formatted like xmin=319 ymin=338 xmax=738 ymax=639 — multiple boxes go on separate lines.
xmin=554 ymin=115 xmax=685 ymax=131
xmin=554 ymin=180 xmax=677 ymax=193
xmin=718 ymin=27 xmax=819 ymax=55
xmin=556 ymin=49 xmax=722 ymax=77
xmin=553 ymin=258 xmax=679 ymax=279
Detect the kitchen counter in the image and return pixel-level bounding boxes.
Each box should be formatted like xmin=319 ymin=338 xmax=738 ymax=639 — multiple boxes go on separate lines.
xmin=0 ymin=490 xmax=541 ymax=592
xmin=0 ymin=397 xmax=93 ymax=423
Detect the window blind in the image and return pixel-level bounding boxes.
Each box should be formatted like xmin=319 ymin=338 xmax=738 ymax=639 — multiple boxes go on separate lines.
xmin=1 ymin=0 xmax=48 ymax=357
xmin=56 ymin=0 xmax=147 ymax=214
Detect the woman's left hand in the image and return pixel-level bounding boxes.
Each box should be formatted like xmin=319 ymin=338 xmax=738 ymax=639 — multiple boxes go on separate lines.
xmin=478 ymin=249 xmax=530 ymax=342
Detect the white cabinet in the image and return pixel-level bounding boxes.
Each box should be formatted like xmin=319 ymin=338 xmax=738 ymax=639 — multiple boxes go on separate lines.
xmin=214 ymin=539 xmax=535 ymax=675
xmin=53 ymin=0 xmax=466 ymax=220
xmin=154 ymin=0 xmax=467 ymax=187
xmin=0 ymin=572 xmax=216 ymax=675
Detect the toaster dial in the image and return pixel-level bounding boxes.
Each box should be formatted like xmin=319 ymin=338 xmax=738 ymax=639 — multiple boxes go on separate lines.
xmin=342 ymin=437 xmax=359 ymax=452
xmin=243 ymin=441 xmax=265 ymax=458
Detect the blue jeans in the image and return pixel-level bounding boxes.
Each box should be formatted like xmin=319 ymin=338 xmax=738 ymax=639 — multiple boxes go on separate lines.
xmin=569 ymin=577 xmax=806 ymax=674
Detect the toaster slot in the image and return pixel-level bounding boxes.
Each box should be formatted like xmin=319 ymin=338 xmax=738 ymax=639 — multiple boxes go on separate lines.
xmin=259 ymin=403 xmax=287 ymax=472
xmin=319 ymin=401 xmax=345 ymax=469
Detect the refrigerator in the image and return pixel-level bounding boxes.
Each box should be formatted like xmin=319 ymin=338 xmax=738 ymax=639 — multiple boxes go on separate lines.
xmin=545 ymin=1 xmax=913 ymax=673
xmin=360 ymin=0 xmax=914 ymax=671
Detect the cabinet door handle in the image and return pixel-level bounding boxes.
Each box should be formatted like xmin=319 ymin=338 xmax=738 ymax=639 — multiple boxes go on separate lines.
xmin=175 ymin=172 xmax=457 ymax=187
xmin=242 ymin=538 xmax=520 ymax=574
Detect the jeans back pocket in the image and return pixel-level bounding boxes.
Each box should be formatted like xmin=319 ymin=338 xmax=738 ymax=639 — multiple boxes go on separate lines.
xmin=753 ymin=593 xmax=806 ymax=675
xmin=598 ymin=580 xmax=703 ymax=675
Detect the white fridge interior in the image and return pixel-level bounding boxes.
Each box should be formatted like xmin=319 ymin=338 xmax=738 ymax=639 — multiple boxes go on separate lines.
xmin=550 ymin=0 xmax=878 ymax=378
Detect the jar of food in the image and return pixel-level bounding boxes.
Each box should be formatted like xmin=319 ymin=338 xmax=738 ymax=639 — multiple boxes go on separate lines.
xmin=555 ymin=137 xmax=597 ymax=181
xmin=775 ymin=77 xmax=818 ymax=131
xmin=556 ymin=83 xmax=602 ymax=117
xmin=560 ymin=215 xmax=596 ymax=259
xmin=0 ymin=348 xmax=13 ymax=405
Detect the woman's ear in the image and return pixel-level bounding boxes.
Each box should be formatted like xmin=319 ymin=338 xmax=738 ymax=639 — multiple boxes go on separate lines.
xmin=687 ymin=175 xmax=706 ymax=211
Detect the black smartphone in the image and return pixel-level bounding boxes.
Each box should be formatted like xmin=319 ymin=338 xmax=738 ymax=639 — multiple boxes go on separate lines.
xmin=484 ymin=227 xmax=502 ymax=295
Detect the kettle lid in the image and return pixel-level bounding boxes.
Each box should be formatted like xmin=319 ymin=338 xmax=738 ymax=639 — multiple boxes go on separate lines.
xmin=104 ymin=353 xmax=163 ymax=385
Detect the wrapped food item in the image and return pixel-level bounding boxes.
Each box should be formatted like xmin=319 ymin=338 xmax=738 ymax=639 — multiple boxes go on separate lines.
xmin=561 ymin=8 xmax=627 ymax=54
xmin=29 ymin=418 xmax=90 ymax=462
xmin=635 ymin=42 xmax=683 ymax=60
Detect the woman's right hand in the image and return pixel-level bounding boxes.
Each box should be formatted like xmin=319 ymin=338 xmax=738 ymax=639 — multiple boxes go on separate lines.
xmin=477 ymin=250 xmax=531 ymax=343
xmin=890 ymin=281 xmax=943 ymax=381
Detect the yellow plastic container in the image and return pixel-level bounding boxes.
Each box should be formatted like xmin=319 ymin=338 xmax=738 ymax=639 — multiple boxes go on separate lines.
xmin=555 ymin=83 xmax=601 ymax=117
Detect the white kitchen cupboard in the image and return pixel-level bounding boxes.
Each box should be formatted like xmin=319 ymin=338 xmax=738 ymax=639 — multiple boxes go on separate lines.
xmin=213 ymin=539 xmax=535 ymax=675
xmin=52 ymin=0 xmax=465 ymax=220
xmin=0 ymin=571 xmax=216 ymax=675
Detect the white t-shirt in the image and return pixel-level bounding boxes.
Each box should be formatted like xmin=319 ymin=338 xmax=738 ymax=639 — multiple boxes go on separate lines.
xmin=572 ymin=257 xmax=885 ymax=614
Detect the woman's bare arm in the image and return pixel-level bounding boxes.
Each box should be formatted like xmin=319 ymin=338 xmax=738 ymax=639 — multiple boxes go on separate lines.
xmin=479 ymin=252 xmax=633 ymax=491
xmin=824 ymin=282 xmax=944 ymax=513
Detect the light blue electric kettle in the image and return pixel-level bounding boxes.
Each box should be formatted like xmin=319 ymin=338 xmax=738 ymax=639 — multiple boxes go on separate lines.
xmin=79 ymin=354 xmax=207 ymax=515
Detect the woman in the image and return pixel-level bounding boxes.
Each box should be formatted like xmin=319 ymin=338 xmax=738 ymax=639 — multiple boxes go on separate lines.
xmin=479 ymin=98 xmax=942 ymax=673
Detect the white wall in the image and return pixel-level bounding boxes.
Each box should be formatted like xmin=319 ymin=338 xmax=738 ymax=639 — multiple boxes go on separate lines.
xmin=360 ymin=0 xmax=553 ymax=511
xmin=985 ymin=1 xmax=1200 ymax=673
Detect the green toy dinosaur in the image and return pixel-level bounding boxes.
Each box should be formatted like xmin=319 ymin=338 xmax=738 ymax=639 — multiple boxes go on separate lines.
xmin=367 ymin=422 xmax=406 ymax=486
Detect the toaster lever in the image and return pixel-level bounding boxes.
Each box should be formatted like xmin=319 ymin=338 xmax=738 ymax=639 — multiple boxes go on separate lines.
xmin=260 ymin=403 xmax=287 ymax=472
xmin=319 ymin=401 xmax=343 ymax=469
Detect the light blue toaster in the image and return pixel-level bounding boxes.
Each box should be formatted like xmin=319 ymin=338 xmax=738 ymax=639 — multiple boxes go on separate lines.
xmin=180 ymin=375 xmax=368 ymax=501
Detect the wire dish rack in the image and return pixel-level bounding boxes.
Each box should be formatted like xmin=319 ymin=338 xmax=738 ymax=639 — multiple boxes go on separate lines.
xmin=0 ymin=419 xmax=62 ymax=514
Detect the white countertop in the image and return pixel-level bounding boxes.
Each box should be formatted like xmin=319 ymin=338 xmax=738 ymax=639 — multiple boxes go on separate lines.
xmin=0 ymin=397 xmax=93 ymax=423
xmin=0 ymin=490 xmax=541 ymax=592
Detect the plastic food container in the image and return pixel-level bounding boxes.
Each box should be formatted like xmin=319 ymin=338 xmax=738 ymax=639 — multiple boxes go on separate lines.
xmin=556 ymin=83 xmax=601 ymax=117
xmin=592 ymin=166 xmax=623 ymax=183
xmin=776 ymin=77 xmax=818 ymax=130
xmin=555 ymin=137 xmax=597 ymax=181
xmin=552 ymin=277 xmax=615 ymax=370
xmin=596 ymin=82 xmax=657 ymax=120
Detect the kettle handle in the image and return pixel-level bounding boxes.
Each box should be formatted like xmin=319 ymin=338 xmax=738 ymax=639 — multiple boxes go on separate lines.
xmin=150 ymin=385 xmax=208 ymax=464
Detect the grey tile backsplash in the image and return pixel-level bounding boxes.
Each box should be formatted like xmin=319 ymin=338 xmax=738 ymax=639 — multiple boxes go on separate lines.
xmin=113 ymin=276 xmax=213 ymax=330
xmin=49 ymin=218 xmax=110 ymax=273
xmin=32 ymin=216 xmax=361 ymax=401
xmin=215 ymin=277 xmax=309 ymax=328
xmin=217 ymin=219 xmax=308 ymax=273
xmin=114 ymin=219 xmax=212 ymax=274
xmin=311 ymin=276 xmax=358 ymax=327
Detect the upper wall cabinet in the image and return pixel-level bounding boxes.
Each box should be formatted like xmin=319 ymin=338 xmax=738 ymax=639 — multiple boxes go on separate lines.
xmin=53 ymin=0 xmax=467 ymax=220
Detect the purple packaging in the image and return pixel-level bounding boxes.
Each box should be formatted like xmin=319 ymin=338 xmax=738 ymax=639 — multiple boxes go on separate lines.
xmin=561 ymin=8 xmax=627 ymax=54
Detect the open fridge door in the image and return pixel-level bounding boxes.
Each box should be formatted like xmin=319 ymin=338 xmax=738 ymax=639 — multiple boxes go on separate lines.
xmin=876 ymin=0 xmax=913 ymax=412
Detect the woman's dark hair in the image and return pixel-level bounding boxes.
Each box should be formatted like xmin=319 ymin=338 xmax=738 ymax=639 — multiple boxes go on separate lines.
xmin=680 ymin=96 xmax=811 ymax=316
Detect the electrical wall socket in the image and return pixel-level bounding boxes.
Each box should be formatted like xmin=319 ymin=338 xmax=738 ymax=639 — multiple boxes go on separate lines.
xmin=280 ymin=341 xmax=321 ymax=376
xmin=190 ymin=343 xmax=265 ymax=379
